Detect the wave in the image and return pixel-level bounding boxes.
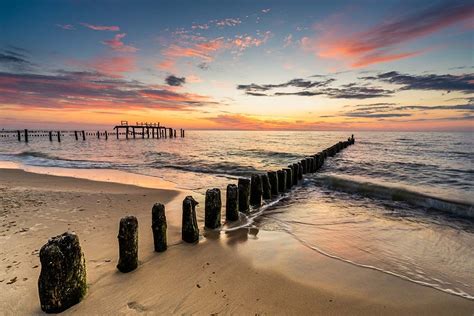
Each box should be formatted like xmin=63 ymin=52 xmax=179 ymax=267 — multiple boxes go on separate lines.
xmin=314 ymin=175 xmax=474 ymax=219
xmin=1 ymin=151 xmax=119 ymax=169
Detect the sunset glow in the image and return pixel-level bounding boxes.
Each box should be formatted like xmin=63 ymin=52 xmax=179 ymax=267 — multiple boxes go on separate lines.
xmin=0 ymin=1 xmax=472 ymax=131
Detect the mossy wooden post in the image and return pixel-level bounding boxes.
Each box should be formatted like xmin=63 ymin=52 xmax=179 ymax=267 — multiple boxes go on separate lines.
xmin=152 ymin=203 xmax=167 ymax=252
xmin=38 ymin=232 xmax=87 ymax=313
xmin=250 ymin=174 xmax=263 ymax=207
xmin=238 ymin=178 xmax=251 ymax=214
xmin=261 ymin=174 xmax=271 ymax=199
xmin=117 ymin=216 xmax=138 ymax=273
xmin=205 ymin=188 xmax=221 ymax=229
xmin=277 ymin=170 xmax=286 ymax=193
xmin=182 ymin=196 xmax=199 ymax=243
xmin=284 ymin=168 xmax=292 ymax=190
xmin=226 ymin=184 xmax=239 ymax=221
xmin=268 ymin=171 xmax=278 ymax=196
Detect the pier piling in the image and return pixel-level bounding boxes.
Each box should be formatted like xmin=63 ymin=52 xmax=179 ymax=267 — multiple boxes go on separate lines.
xmin=277 ymin=170 xmax=286 ymax=193
xmin=205 ymin=188 xmax=222 ymax=229
xmin=151 ymin=203 xmax=167 ymax=252
xmin=250 ymin=174 xmax=263 ymax=207
xmin=268 ymin=171 xmax=279 ymax=196
xmin=261 ymin=174 xmax=272 ymax=199
xmin=238 ymin=178 xmax=251 ymax=214
xmin=226 ymin=184 xmax=239 ymax=221
xmin=117 ymin=216 xmax=138 ymax=273
xmin=182 ymin=196 xmax=199 ymax=243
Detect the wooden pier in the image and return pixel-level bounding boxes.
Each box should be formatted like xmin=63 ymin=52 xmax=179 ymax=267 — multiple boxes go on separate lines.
xmin=0 ymin=121 xmax=185 ymax=143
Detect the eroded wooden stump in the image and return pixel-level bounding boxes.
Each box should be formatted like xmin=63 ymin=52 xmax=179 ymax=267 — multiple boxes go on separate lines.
xmin=205 ymin=188 xmax=222 ymax=229
xmin=284 ymin=168 xmax=292 ymax=190
xmin=250 ymin=174 xmax=263 ymax=207
xmin=117 ymin=216 xmax=138 ymax=273
xmin=268 ymin=171 xmax=279 ymax=196
xmin=226 ymin=184 xmax=239 ymax=221
xmin=38 ymin=232 xmax=87 ymax=313
xmin=238 ymin=178 xmax=251 ymax=214
xmin=152 ymin=203 xmax=167 ymax=252
xmin=182 ymin=196 xmax=199 ymax=243
xmin=277 ymin=170 xmax=286 ymax=192
xmin=261 ymin=174 xmax=272 ymax=199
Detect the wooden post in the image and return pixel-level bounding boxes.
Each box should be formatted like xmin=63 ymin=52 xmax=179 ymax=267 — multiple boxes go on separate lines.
xmin=250 ymin=174 xmax=263 ymax=207
xmin=17 ymin=130 xmax=21 ymax=142
xmin=284 ymin=168 xmax=292 ymax=190
xmin=261 ymin=174 xmax=271 ymax=199
xmin=74 ymin=131 xmax=78 ymax=140
xmin=82 ymin=131 xmax=86 ymax=141
xmin=146 ymin=127 xmax=150 ymax=138
xmin=205 ymin=188 xmax=221 ymax=229
xmin=174 ymin=129 xmax=176 ymax=138
xmin=117 ymin=216 xmax=138 ymax=273
xmin=182 ymin=129 xmax=185 ymax=137
xmin=57 ymin=131 xmax=61 ymax=142
xmin=24 ymin=129 xmax=28 ymax=143
xmin=268 ymin=171 xmax=279 ymax=196
xmin=226 ymin=184 xmax=239 ymax=221
xmin=292 ymin=163 xmax=298 ymax=185
xmin=105 ymin=131 xmax=108 ymax=140
xmin=182 ymin=196 xmax=199 ymax=243
xmin=151 ymin=203 xmax=167 ymax=252
xmin=298 ymin=163 xmax=303 ymax=180
xmin=38 ymin=232 xmax=87 ymax=313
xmin=126 ymin=127 xmax=129 ymax=139
xmin=132 ymin=127 xmax=136 ymax=139
xmin=142 ymin=127 xmax=145 ymax=139
xmin=277 ymin=170 xmax=286 ymax=193
xmin=97 ymin=131 xmax=100 ymax=139
xmin=238 ymin=178 xmax=251 ymax=214
xmin=49 ymin=131 xmax=52 ymax=141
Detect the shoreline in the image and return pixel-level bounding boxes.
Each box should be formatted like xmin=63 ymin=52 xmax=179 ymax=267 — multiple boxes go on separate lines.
xmin=1 ymin=168 xmax=473 ymax=314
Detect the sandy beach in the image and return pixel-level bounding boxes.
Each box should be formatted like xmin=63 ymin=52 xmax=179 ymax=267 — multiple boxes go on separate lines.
xmin=1 ymin=168 xmax=473 ymax=315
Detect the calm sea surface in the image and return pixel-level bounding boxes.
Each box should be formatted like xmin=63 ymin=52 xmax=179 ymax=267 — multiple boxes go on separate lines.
xmin=1 ymin=130 xmax=473 ymax=299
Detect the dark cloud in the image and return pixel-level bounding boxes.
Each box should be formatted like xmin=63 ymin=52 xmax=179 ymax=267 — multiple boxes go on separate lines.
xmin=346 ymin=112 xmax=412 ymax=118
xmin=165 ymin=75 xmax=186 ymax=86
xmin=197 ymin=62 xmax=210 ymax=70
xmin=0 ymin=70 xmax=217 ymax=111
xmin=361 ymin=71 xmax=474 ymax=93
xmin=0 ymin=50 xmax=34 ymax=70
xmin=237 ymin=77 xmax=393 ymax=99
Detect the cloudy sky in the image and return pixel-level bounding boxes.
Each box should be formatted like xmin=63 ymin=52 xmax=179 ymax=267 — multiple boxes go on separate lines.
xmin=0 ymin=0 xmax=473 ymax=131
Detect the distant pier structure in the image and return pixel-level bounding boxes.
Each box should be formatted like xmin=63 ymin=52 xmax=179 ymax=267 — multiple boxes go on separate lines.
xmin=0 ymin=120 xmax=185 ymax=143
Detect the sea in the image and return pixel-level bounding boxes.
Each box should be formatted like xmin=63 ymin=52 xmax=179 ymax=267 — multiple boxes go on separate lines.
xmin=0 ymin=130 xmax=473 ymax=299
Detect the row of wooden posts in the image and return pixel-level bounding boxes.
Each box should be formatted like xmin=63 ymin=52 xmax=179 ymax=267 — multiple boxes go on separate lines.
xmin=0 ymin=128 xmax=185 ymax=142
xmin=37 ymin=136 xmax=355 ymax=313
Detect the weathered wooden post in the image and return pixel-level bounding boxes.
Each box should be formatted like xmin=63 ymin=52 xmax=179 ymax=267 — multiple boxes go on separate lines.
xmin=57 ymin=131 xmax=61 ymax=142
xmin=146 ymin=127 xmax=149 ymax=138
xmin=298 ymin=163 xmax=303 ymax=180
xmin=74 ymin=131 xmax=78 ymax=140
xmin=105 ymin=131 xmax=108 ymax=140
xmin=268 ymin=171 xmax=279 ymax=196
xmin=38 ymin=232 xmax=87 ymax=313
xmin=238 ymin=178 xmax=251 ymax=214
xmin=132 ymin=127 xmax=136 ymax=139
xmin=277 ymin=170 xmax=286 ymax=193
xmin=261 ymin=174 xmax=271 ymax=199
xmin=305 ymin=158 xmax=312 ymax=173
xmin=301 ymin=159 xmax=307 ymax=174
xmin=226 ymin=184 xmax=239 ymax=221
xmin=174 ymin=129 xmax=177 ymax=138
xmin=17 ymin=130 xmax=21 ymax=142
xmin=151 ymin=203 xmax=167 ymax=252
xmin=24 ymin=129 xmax=28 ymax=143
xmin=182 ymin=196 xmax=199 ymax=243
xmin=205 ymin=188 xmax=221 ymax=229
xmin=284 ymin=168 xmax=292 ymax=190
xmin=250 ymin=174 xmax=263 ymax=207
xmin=49 ymin=131 xmax=53 ymax=142
xmin=182 ymin=129 xmax=185 ymax=137
xmin=142 ymin=127 xmax=145 ymax=139
xmin=117 ymin=216 xmax=138 ymax=273
xmin=292 ymin=163 xmax=298 ymax=184
xmin=81 ymin=130 xmax=86 ymax=141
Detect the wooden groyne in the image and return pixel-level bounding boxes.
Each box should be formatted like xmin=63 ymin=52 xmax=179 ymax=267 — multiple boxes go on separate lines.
xmin=36 ymin=135 xmax=355 ymax=313
xmin=0 ymin=121 xmax=185 ymax=143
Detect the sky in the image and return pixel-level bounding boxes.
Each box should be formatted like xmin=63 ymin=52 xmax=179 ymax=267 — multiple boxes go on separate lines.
xmin=0 ymin=0 xmax=473 ymax=131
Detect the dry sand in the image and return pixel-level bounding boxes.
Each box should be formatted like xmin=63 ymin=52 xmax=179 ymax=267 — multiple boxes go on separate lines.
xmin=0 ymin=168 xmax=473 ymax=315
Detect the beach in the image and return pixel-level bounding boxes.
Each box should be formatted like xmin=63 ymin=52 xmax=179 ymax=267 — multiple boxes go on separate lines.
xmin=1 ymin=168 xmax=473 ymax=315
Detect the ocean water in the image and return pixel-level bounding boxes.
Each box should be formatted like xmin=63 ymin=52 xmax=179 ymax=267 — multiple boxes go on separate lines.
xmin=0 ymin=130 xmax=473 ymax=299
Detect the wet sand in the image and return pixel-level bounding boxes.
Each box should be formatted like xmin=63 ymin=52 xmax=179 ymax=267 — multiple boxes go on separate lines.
xmin=0 ymin=168 xmax=473 ymax=315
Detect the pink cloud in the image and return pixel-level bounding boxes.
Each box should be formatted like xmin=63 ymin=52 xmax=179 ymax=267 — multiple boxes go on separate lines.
xmin=303 ymin=2 xmax=474 ymax=68
xmin=81 ymin=23 xmax=120 ymax=31
xmin=102 ymin=33 xmax=138 ymax=53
